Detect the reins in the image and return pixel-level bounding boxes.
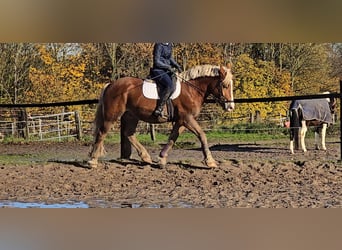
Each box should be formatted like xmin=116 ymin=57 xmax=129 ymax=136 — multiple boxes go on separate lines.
xmin=150 ymin=69 xmax=207 ymax=97
xmin=148 ymin=70 xmax=170 ymax=81
xmin=176 ymin=70 xmax=233 ymax=104
xmin=104 ymin=66 xmax=232 ymax=104
xmin=175 ymin=73 xmax=206 ymax=97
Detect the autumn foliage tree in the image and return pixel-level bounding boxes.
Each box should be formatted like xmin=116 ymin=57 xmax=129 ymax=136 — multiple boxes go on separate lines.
xmin=230 ymin=54 xmax=292 ymax=121
xmin=1 ymin=42 xmax=340 ymax=126
xmin=26 ymin=44 xmax=103 ymax=113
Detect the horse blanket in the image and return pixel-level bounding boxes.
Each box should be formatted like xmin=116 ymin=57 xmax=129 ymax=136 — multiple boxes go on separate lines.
xmin=290 ymin=99 xmax=333 ymax=124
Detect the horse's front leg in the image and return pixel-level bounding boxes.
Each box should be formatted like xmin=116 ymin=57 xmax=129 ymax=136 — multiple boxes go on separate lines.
xmin=158 ymin=122 xmax=185 ymax=167
xmin=184 ymin=116 xmax=217 ymax=168
xmin=127 ymin=135 xmax=152 ymax=164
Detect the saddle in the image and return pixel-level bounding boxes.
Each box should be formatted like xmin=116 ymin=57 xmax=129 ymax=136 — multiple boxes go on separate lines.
xmin=142 ymin=77 xmax=181 ymax=100
xmin=142 ymin=75 xmax=181 ymax=122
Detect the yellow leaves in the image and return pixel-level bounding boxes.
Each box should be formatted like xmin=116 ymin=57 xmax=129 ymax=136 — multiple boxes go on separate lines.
xmin=26 ymin=44 xmax=96 ymax=104
xmin=69 ymin=63 xmax=85 ymax=78
xmin=41 ymin=53 xmax=54 ymax=65
xmin=231 ymin=54 xmax=293 ymax=119
xmin=37 ymin=45 xmax=55 ymax=65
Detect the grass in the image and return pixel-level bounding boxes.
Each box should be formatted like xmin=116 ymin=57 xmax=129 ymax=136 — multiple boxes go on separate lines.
xmin=2 ymin=121 xmax=339 ymax=147
xmin=0 ymin=153 xmax=41 ymax=165
xmin=100 ymin=125 xmax=289 ymax=148
xmin=1 ymin=122 xmax=338 ymax=165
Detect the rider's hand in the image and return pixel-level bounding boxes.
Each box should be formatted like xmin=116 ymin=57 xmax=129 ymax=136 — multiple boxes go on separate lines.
xmin=169 ymin=67 xmax=177 ymax=74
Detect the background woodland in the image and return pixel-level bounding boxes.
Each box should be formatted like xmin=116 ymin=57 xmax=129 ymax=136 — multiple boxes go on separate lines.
xmin=0 ymin=43 xmax=341 ymax=121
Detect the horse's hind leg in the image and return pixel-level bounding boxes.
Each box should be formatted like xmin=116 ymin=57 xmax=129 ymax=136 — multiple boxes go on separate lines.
xmin=320 ymin=123 xmax=327 ymax=150
xmin=314 ymin=127 xmax=320 ymax=150
xmin=88 ymin=120 xmax=113 ymax=168
xmin=122 ymin=112 xmax=152 ymax=164
xmin=300 ymin=120 xmax=307 ymax=152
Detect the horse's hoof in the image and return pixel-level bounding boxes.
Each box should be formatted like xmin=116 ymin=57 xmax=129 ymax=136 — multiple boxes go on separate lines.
xmin=87 ymin=159 xmax=98 ymax=168
xmin=141 ymin=156 xmax=153 ymax=164
xmin=158 ymin=157 xmax=167 ymax=168
xmin=204 ymin=160 xmax=217 ymax=168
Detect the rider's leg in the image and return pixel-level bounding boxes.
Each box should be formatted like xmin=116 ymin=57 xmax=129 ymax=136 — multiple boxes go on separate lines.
xmin=153 ymin=72 xmax=174 ymax=118
xmin=153 ymin=87 xmax=171 ymax=117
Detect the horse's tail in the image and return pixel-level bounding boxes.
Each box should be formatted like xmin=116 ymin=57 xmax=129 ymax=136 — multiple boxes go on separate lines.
xmin=93 ymin=83 xmax=106 ymax=131
xmin=289 ymin=108 xmax=300 ymax=150
xmin=91 ymin=83 xmax=111 ymax=157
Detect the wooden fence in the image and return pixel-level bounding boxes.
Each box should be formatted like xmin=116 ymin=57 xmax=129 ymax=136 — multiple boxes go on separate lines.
xmin=0 ymin=80 xmax=341 ymax=159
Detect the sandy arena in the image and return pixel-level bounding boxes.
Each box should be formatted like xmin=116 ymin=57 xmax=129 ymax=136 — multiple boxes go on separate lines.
xmin=0 ymin=138 xmax=341 ymax=208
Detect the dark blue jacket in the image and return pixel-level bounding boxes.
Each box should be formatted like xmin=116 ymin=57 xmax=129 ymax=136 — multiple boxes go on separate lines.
xmin=153 ymin=43 xmax=181 ymax=71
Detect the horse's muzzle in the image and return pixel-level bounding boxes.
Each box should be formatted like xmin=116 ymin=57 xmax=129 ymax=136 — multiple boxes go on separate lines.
xmin=225 ymin=101 xmax=235 ymax=111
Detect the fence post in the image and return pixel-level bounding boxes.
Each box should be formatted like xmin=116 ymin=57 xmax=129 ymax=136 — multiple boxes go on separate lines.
xmin=39 ymin=119 xmax=42 ymax=140
xmin=17 ymin=109 xmax=26 ymax=139
xmin=75 ymin=111 xmax=82 ymax=140
xmin=11 ymin=122 xmax=15 ymax=136
xmin=24 ymin=109 xmax=29 ymax=140
xmin=255 ymin=110 xmax=261 ymax=123
xmin=249 ymin=112 xmax=254 ymax=123
xmin=150 ymin=124 xmax=156 ymax=141
xmin=57 ymin=115 xmax=61 ymax=142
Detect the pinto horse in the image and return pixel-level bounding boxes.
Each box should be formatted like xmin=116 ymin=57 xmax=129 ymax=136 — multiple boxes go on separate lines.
xmin=289 ymin=93 xmax=336 ymax=154
xmin=88 ymin=64 xmax=234 ymax=168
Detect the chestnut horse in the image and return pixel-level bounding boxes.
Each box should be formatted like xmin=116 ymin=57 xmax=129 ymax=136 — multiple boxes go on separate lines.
xmin=88 ymin=64 xmax=234 ymax=168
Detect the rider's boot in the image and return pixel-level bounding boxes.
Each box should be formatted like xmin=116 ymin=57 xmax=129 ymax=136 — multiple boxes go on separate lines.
xmin=153 ymin=102 xmax=168 ymax=122
xmin=153 ymin=90 xmax=170 ymax=122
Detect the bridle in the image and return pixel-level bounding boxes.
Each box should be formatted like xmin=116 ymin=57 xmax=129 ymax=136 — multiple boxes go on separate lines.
xmin=174 ymin=67 xmax=234 ymax=106
xmin=213 ymin=70 xmax=234 ymax=106
xmin=176 ymin=73 xmax=206 ymax=97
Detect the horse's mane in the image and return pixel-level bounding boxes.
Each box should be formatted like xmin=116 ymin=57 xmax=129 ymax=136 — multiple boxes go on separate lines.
xmin=179 ymin=65 xmax=224 ymax=81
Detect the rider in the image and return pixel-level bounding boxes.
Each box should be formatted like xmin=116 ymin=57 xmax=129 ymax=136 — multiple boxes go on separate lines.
xmin=151 ymin=43 xmax=182 ymax=121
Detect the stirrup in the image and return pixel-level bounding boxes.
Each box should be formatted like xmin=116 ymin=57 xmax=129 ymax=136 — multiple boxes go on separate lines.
xmin=157 ymin=115 xmax=168 ymax=122
xmin=153 ymin=109 xmax=162 ymax=117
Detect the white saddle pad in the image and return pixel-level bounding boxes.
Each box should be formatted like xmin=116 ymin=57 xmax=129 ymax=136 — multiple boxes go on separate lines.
xmin=142 ymin=79 xmax=181 ymax=100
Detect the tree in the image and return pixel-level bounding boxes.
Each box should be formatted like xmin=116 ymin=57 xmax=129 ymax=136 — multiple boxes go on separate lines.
xmin=329 ymin=43 xmax=342 ymax=80
xmin=0 ymin=43 xmax=38 ymax=104
xmin=175 ymin=43 xmax=225 ymax=69
xmin=26 ymin=43 xmax=103 ymax=111
xmin=280 ymin=43 xmax=334 ymax=94
xmin=232 ymin=53 xmax=292 ymax=119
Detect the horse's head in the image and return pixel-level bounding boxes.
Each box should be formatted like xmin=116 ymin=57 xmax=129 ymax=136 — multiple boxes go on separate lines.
xmin=179 ymin=64 xmax=234 ymax=111
xmin=329 ymin=96 xmax=337 ymax=114
xmin=216 ymin=64 xmax=234 ymax=111
xmin=323 ymin=91 xmax=337 ymax=114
